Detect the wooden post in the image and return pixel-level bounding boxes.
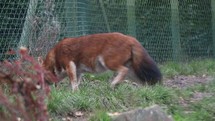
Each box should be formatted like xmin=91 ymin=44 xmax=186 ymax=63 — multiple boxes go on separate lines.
xmin=171 ymin=0 xmax=181 ymax=61
xmin=212 ymin=0 xmax=215 ymax=58
xmin=127 ymin=0 xmax=136 ymax=37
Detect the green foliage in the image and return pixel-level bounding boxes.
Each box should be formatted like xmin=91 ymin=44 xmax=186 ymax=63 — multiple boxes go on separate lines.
xmin=160 ymin=59 xmax=215 ymax=78
xmin=189 ymin=97 xmax=215 ymax=121
xmin=48 ymin=59 xmax=215 ymax=121
xmin=173 ymin=114 xmax=190 ymax=121
xmin=89 ymin=111 xmax=111 ymax=121
xmin=83 ymin=71 xmax=113 ymax=82
xmin=48 ymin=79 xmax=177 ymax=117
xmin=172 ymin=81 xmax=215 ymax=121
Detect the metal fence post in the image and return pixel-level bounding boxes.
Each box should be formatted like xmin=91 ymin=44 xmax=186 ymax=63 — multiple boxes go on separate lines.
xmin=212 ymin=0 xmax=215 ymax=58
xmin=64 ymin=0 xmax=78 ymax=37
xmin=171 ymin=0 xmax=181 ymax=61
xmin=127 ymin=0 xmax=136 ymax=37
xmin=99 ymin=0 xmax=111 ymax=32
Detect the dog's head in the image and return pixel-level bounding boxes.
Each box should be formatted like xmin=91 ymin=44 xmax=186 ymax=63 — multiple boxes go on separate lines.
xmin=38 ymin=56 xmax=57 ymax=85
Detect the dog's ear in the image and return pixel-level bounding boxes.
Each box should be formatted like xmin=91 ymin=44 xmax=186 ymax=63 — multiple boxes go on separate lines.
xmin=37 ymin=56 xmax=44 ymax=65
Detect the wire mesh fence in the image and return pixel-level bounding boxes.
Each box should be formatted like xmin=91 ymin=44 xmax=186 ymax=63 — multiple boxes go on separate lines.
xmin=0 ymin=0 xmax=214 ymax=62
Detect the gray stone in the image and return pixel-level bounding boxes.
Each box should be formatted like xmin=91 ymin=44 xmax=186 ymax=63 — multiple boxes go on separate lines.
xmin=109 ymin=105 xmax=174 ymax=121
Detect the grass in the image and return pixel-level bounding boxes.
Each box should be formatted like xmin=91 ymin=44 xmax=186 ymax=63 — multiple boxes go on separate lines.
xmin=172 ymin=80 xmax=215 ymax=121
xmin=47 ymin=59 xmax=215 ymax=121
xmin=89 ymin=111 xmax=111 ymax=121
xmin=160 ymin=59 xmax=215 ymax=78
xmin=48 ymin=81 xmax=176 ymax=113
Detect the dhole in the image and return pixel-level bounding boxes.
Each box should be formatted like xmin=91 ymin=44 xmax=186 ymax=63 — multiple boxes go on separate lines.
xmin=42 ymin=32 xmax=162 ymax=91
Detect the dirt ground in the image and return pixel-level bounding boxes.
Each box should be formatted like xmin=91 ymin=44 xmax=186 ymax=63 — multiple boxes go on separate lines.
xmin=164 ymin=75 xmax=213 ymax=89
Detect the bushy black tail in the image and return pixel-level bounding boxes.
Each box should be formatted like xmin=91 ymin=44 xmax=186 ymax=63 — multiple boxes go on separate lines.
xmin=131 ymin=43 xmax=162 ymax=85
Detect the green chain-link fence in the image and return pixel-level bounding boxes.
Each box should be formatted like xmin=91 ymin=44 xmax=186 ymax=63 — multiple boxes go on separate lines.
xmin=0 ymin=0 xmax=214 ymax=62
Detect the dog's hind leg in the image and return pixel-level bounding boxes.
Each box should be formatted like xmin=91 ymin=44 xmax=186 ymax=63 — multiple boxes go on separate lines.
xmin=110 ymin=66 xmax=128 ymax=88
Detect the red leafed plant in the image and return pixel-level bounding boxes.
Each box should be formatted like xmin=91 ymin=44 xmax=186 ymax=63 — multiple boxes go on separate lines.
xmin=0 ymin=47 xmax=57 ymax=121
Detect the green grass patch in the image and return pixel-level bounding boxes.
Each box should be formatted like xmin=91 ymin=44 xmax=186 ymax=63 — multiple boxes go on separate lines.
xmin=160 ymin=59 xmax=215 ymax=78
xmin=172 ymin=93 xmax=215 ymax=121
xmin=190 ymin=97 xmax=215 ymax=121
xmin=47 ymin=59 xmax=215 ymax=121
xmin=89 ymin=111 xmax=111 ymax=121
xmin=171 ymin=79 xmax=215 ymax=121
xmin=48 ymin=81 xmax=179 ymax=120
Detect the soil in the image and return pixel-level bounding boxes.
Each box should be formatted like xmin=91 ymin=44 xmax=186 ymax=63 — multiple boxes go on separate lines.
xmin=164 ymin=75 xmax=213 ymax=89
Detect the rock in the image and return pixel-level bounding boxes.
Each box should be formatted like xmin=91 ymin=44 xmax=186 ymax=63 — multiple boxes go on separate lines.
xmin=108 ymin=105 xmax=174 ymax=121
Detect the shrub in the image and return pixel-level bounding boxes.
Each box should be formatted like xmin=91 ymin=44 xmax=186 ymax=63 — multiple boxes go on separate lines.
xmin=0 ymin=47 xmax=56 ymax=121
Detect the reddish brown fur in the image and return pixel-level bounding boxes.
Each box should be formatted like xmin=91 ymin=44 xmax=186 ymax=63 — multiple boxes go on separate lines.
xmin=43 ymin=32 xmax=162 ymax=91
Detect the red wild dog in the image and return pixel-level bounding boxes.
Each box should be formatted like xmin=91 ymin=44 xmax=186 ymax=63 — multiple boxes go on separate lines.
xmin=42 ymin=32 xmax=162 ymax=91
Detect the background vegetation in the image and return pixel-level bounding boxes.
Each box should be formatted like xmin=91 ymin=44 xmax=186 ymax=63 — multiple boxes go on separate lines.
xmin=0 ymin=0 xmax=213 ymax=61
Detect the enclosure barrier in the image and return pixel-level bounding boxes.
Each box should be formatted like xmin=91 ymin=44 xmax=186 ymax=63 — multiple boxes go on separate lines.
xmin=0 ymin=0 xmax=214 ymax=62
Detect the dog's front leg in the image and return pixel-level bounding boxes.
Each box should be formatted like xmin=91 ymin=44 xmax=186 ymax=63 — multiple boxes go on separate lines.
xmin=66 ymin=61 xmax=79 ymax=91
